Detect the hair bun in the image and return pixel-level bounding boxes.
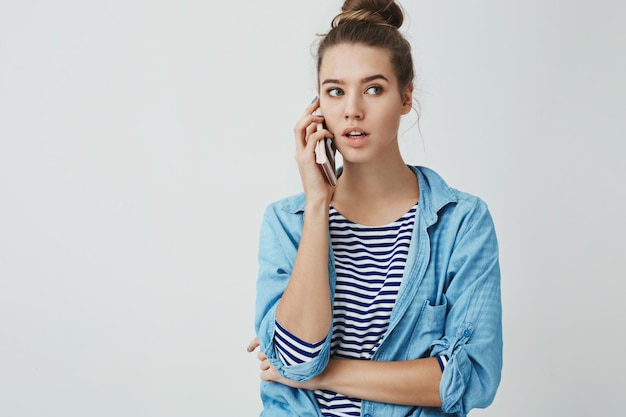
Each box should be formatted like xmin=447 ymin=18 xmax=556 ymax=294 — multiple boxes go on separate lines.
xmin=334 ymin=0 xmax=404 ymax=29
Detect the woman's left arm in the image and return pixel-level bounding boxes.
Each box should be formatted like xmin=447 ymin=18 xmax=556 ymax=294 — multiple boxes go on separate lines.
xmin=249 ymin=338 xmax=442 ymax=407
xmin=293 ymin=358 xmax=442 ymax=407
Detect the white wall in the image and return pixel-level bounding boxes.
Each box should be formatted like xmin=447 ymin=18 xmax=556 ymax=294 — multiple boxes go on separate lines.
xmin=1 ymin=1 xmax=624 ymax=416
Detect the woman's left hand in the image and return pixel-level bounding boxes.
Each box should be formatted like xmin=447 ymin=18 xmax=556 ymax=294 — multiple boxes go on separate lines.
xmin=247 ymin=337 xmax=281 ymax=382
xmin=247 ymin=336 xmax=313 ymax=389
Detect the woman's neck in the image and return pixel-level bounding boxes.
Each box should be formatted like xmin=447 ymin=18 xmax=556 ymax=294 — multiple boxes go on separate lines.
xmin=331 ymin=158 xmax=420 ymax=226
xmin=336 ymin=157 xmax=416 ymax=197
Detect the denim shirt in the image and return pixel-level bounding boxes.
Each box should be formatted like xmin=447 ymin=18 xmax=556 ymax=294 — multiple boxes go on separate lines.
xmin=254 ymin=166 xmax=502 ymax=417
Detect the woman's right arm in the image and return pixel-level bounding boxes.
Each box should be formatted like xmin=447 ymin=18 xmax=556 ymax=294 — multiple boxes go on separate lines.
xmin=274 ymin=198 xmax=332 ymax=342
xmin=274 ymin=97 xmax=335 ymax=344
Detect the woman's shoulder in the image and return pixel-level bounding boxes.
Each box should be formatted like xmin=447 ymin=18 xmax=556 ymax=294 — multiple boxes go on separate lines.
xmin=263 ymin=192 xmax=307 ymax=219
xmin=412 ymin=165 xmax=492 ymax=221
xmin=413 ymin=165 xmax=484 ymax=199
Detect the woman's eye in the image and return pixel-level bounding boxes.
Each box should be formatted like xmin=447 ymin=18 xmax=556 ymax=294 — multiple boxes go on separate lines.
xmin=366 ymin=86 xmax=383 ymax=95
xmin=328 ymin=88 xmax=343 ymax=97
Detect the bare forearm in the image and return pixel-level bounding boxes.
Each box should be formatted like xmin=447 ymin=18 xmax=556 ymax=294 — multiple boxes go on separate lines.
xmin=313 ymin=358 xmax=442 ymax=407
xmin=275 ymin=200 xmax=332 ymax=343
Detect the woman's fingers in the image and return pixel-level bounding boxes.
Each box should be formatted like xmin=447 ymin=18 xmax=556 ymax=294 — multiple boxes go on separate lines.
xmin=293 ymin=98 xmax=318 ymax=133
xmin=246 ymin=336 xmax=260 ymax=352
xmin=248 ymin=341 xmax=297 ymax=385
xmin=292 ymin=97 xmax=336 ymax=199
xmin=300 ymin=96 xmax=320 ymax=124
xmin=248 ymin=337 xmax=273 ymax=375
xmin=295 ymin=116 xmax=326 ymax=150
xmin=260 ymin=361 xmax=281 ymax=382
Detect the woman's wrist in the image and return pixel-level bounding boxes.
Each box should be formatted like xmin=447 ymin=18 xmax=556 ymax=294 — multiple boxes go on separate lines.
xmin=304 ymin=198 xmax=331 ymax=215
xmin=313 ymin=359 xmax=332 ymax=391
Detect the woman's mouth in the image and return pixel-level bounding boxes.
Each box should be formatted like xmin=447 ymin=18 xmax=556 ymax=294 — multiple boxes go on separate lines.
xmin=342 ymin=128 xmax=369 ymax=146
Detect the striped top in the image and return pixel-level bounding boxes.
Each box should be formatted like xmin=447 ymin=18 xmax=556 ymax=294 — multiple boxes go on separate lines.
xmin=275 ymin=203 xmax=418 ymax=416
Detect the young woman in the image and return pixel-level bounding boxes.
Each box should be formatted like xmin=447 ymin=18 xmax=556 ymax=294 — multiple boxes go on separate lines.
xmin=248 ymin=1 xmax=502 ymax=416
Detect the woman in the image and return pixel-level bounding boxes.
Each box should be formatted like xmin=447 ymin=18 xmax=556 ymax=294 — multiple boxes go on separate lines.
xmin=248 ymin=1 xmax=502 ymax=416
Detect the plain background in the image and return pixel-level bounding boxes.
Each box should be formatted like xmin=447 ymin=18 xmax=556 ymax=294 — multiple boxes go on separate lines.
xmin=1 ymin=1 xmax=624 ymax=416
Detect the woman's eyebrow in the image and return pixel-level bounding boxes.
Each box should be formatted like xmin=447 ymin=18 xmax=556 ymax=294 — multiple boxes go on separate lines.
xmin=321 ymin=78 xmax=343 ymax=85
xmin=362 ymin=74 xmax=389 ymax=83
xmin=321 ymin=74 xmax=389 ymax=86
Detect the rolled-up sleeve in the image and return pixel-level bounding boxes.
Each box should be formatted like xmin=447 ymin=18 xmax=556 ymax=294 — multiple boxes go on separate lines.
xmin=254 ymin=203 xmax=332 ymax=382
xmin=429 ymin=199 xmax=503 ymax=415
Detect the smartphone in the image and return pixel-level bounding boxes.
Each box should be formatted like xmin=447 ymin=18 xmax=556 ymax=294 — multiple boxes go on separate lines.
xmin=315 ymin=115 xmax=337 ymax=187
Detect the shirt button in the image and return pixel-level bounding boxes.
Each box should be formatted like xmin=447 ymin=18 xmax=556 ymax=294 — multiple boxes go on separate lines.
xmin=463 ymin=329 xmax=471 ymax=337
xmin=364 ymin=414 xmax=372 ymax=417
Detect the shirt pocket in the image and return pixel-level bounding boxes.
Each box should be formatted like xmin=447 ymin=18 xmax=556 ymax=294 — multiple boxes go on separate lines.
xmin=406 ymin=295 xmax=448 ymax=359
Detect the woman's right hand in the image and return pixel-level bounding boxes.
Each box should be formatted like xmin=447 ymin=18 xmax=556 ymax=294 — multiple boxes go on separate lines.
xmin=293 ymin=97 xmax=335 ymax=205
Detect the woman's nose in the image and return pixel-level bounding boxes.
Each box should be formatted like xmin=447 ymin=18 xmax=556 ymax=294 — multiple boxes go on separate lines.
xmin=344 ymin=94 xmax=364 ymax=120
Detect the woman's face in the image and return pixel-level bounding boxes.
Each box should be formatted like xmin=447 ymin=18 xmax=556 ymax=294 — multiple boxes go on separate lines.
xmin=318 ymin=43 xmax=412 ymax=165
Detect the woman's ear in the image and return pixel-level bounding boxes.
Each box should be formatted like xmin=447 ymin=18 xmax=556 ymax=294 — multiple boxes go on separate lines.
xmin=401 ymin=83 xmax=414 ymax=115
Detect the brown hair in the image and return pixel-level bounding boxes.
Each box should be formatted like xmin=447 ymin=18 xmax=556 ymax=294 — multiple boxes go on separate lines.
xmin=316 ymin=0 xmax=414 ymax=92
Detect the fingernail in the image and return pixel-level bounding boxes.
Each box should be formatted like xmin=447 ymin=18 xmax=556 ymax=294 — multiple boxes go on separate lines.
xmin=310 ymin=96 xmax=318 ymax=104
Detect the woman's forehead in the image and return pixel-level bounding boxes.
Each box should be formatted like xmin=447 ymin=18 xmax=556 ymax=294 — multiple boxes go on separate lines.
xmin=319 ymin=43 xmax=395 ymax=82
